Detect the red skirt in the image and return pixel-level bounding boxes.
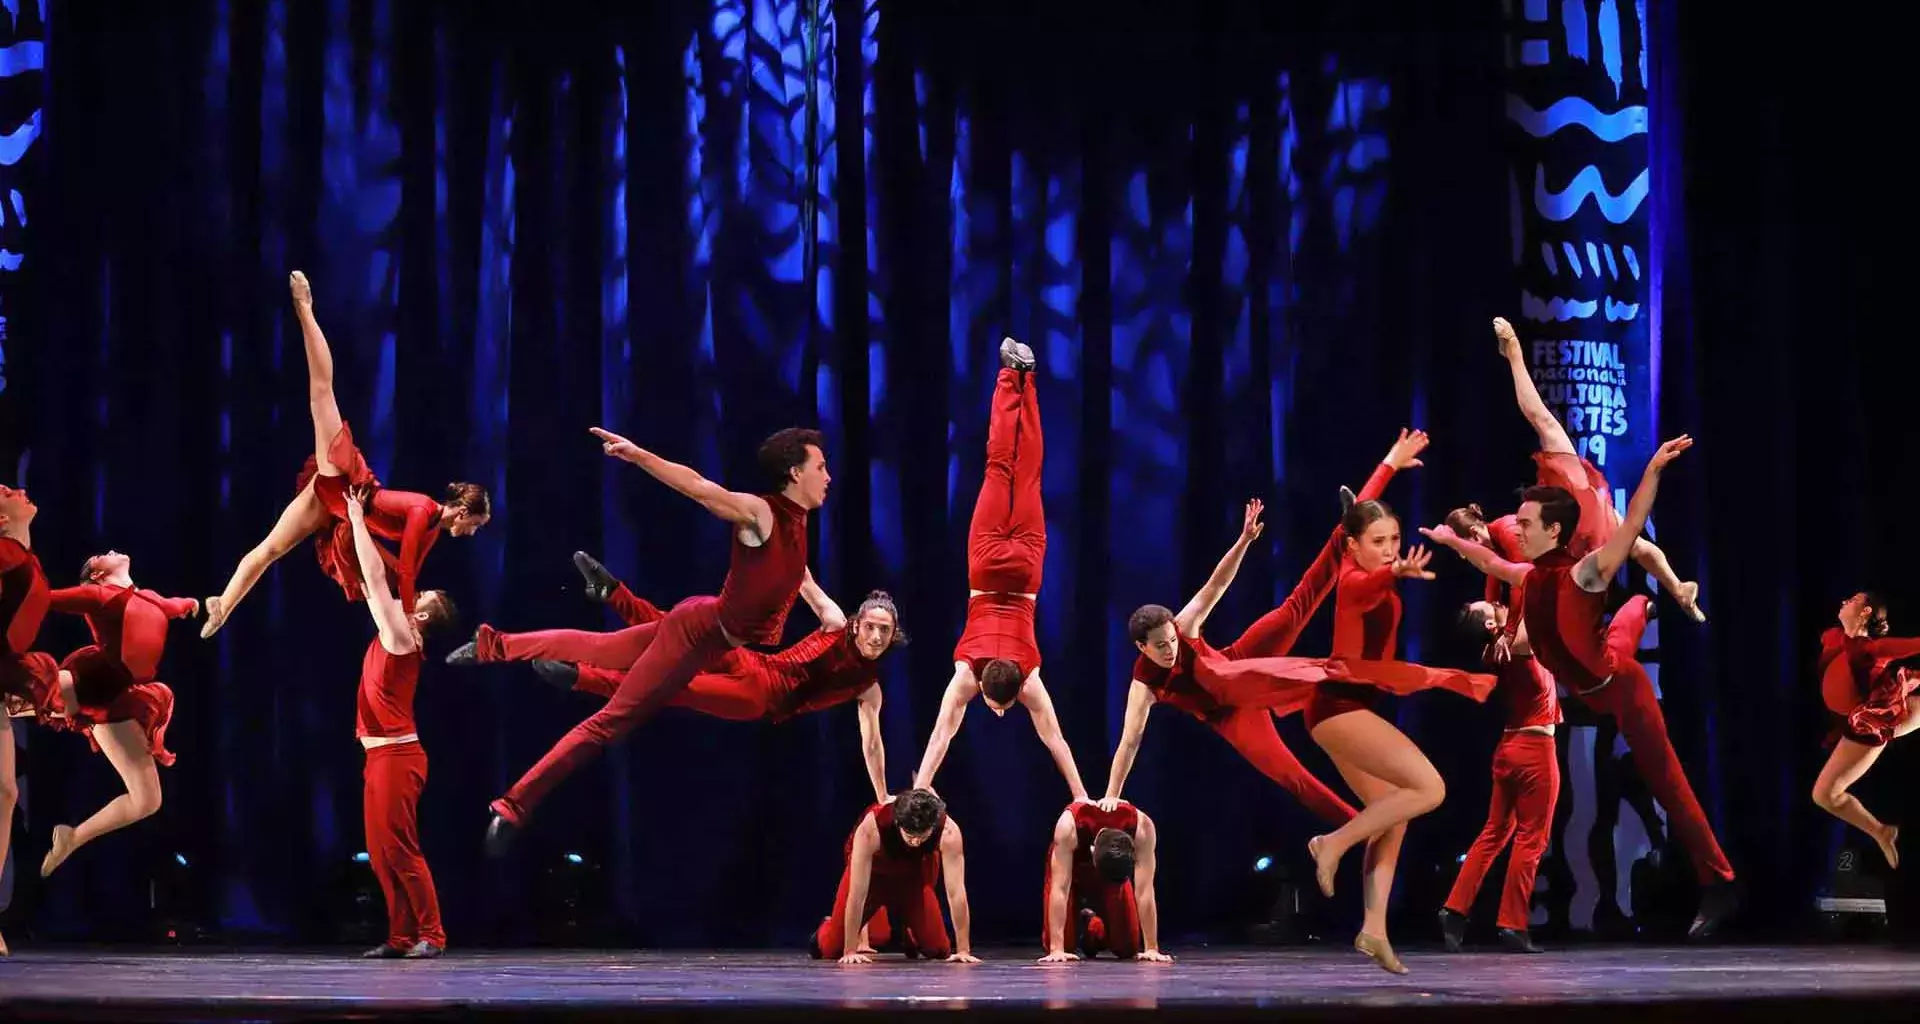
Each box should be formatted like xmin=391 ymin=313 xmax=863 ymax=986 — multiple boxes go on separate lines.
xmin=1830 ymin=663 xmax=1917 ymax=749
xmin=2 ymin=650 xmax=61 ymax=718
xmin=295 ymin=422 xmax=383 ymax=602
xmin=1533 ymin=452 xmax=1613 ymax=560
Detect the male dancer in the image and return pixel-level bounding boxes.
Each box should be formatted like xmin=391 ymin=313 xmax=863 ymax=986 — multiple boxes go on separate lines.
xmin=1039 ymin=799 xmax=1169 ymax=963
xmin=810 ymin=787 xmax=978 ymax=965
xmin=38 ymin=552 xmax=200 ymax=877
xmin=484 ymin=426 xmax=827 ymax=851
xmin=1438 ymin=609 xmax=1558 ymax=954
xmin=1421 ymin=435 xmax=1738 ymax=939
xmin=1104 ymin=429 xmax=1429 ymax=823
xmin=454 ymin=554 xmax=902 ymax=803
xmin=1447 ymin=318 xmax=1702 ymax=621
xmin=1 ymin=482 xmax=58 ymax=958
xmin=915 ymin=338 xmax=1087 ymax=800
xmin=345 ymin=484 xmax=457 ymax=958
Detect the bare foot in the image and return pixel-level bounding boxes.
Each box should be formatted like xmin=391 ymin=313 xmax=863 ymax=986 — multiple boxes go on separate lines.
xmin=1355 ymin=933 xmax=1408 ymax=975
xmin=1307 ymin=835 xmax=1338 ymax=898
xmin=1493 ymin=317 xmax=1522 ymax=361
xmin=41 ymin=824 xmax=76 ymax=878
xmin=1675 ymin=581 xmax=1706 ymax=623
xmin=1 ymin=927 xmax=9 ymax=956
xmin=290 ymin=270 xmax=313 ymax=306
xmin=199 ymin=596 xmax=228 ymax=639
xmin=1878 ymin=825 xmax=1901 ymax=870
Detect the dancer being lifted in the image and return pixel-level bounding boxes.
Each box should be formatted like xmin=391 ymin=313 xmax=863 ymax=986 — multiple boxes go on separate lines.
xmin=1422 ymin=435 xmax=1739 ymax=939
xmin=914 ymin=338 xmax=1087 ymax=800
xmin=451 ymin=553 xmax=902 ymax=803
xmin=37 ymin=551 xmax=200 ymax=879
xmin=810 ymin=788 xmax=977 ymax=965
xmin=1810 ymin=592 xmax=1920 ymax=869
xmin=484 ymin=427 xmax=829 ymax=851
xmin=1106 ymin=430 xmax=1430 ymax=826
xmin=1039 ymin=799 xmax=1168 ymax=964
xmin=1 ymin=482 xmax=59 ymax=958
xmin=200 ymin=271 xmax=491 ymax=638
xmin=1444 ymin=318 xmax=1702 ymax=622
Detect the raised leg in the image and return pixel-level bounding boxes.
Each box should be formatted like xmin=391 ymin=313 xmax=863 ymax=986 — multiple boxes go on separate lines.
xmin=290 ymin=271 xmax=346 ymax=475
xmin=1630 ymin=537 xmax=1704 ymax=622
xmin=1496 ymin=317 xmax=1575 ymax=456
xmin=41 ymin=721 xmax=161 ymax=878
xmin=202 ymin=482 xmax=332 ymax=637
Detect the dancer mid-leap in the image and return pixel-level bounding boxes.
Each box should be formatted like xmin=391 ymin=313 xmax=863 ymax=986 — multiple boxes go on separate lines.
xmin=1810 ymin=592 xmax=1920 ymax=869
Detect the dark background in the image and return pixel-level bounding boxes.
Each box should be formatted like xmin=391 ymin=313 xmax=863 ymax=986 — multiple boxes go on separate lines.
xmin=1 ymin=0 xmax=1912 ymax=948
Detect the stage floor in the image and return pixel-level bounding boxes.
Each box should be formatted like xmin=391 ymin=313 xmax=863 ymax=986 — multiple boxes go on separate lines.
xmin=2 ymin=945 xmax=1917 ymax=1021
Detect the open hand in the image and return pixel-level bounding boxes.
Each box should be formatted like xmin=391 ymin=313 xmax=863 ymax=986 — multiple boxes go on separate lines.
xmin=1490 ymin=633 xmax=1515 ymax=664
xmin=837 ymin=952 xmax=873 ymax=965
xmin=1385 ymin=428 xmax=1429 ymax=470
xmin=1648 ymin=434 xmax=1693 ymax=472
xmin=589 ymin=427 xmax=642 ymax=463
xmin=1136 ymin=950 xmax=1175 ymax=963
xmin=1241 ymin=498 xmax=1266 ymax=542
xmin=1096 ymin=797 xmax=1124 ymax=813
xmin=1391 ymin=545 xmax=1436 ymax=580
xmin=1417 ymin=524 xmax=1460 ymax=548
xmin=344 ymin=483 xmax=373 ymax=516
xmin=1038 ymin=950 xmax=1080 ymax=964
xmin=946 ymin=952 xmax=982 ymax=964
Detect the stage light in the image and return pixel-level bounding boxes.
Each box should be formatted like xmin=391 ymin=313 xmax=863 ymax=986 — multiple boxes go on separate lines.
xmin=1254 ymin=856 xmax=1273 ymax=873
xmin=174 ymin=853 xmax=188 ymax=867
xmin=1458 ymin=854 xmax=1468 ymax=864
xmin=566 ymin=852 xmax=584 ymax=865
xmin=353 ymin=851 xmax=370 ymax=863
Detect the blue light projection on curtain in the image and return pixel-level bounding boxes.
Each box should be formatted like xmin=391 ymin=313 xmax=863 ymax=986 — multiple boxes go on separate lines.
xmin=1505 ymin=0 xmax=1661 ymax=935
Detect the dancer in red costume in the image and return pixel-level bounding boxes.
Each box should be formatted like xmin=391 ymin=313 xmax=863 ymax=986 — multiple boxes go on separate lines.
xmin=915 ymin=338 xmax=1086 ymax=800
xmin=483 ymin=426 xmax=829 ymax=852
xmin=1 ymin=482 xmax=58 ymax=958
xmin=1422 ymin=435 xmax=1738 ymax=939
xmin=200 ymin=271 xmax=491 ymax=638
xmin=810 ymin=788 xmax=977 ymax=965
xmin=454 ymin=553 xmax=903 ymax=803
xmin=1437 ymin=608 xmax=1558 ymax=955
xmin=36 ymin=551 xmax=201 ymax=878
xmin=1444 ymin=318 xmax=1702 ymax=621
xmin=1038 ymin=800 xmax=1169 ymax=963
xmin=1106 ymin=430 xmax=1431 ymax=826
xmin=1810 ymin=591 xmax=1920 ymax=869
xmin=344 ymin=485 xmax=457 ymax=959
xmin=1302 ymin=495 xmax=1478 ymax=975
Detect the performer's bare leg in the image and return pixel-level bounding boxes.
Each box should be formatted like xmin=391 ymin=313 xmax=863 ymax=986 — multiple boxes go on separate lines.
xmin=1 ymin=719 xmax=15 ymax=956
xmin=1495 ymin=318 xmax=1702 ymax=620
xmin=203 ymin=271 xmax=338 ymax=637
xmin=1812 ymin=700 xmax=1920 ymax=869
xmin=41 ymin=721 xmax=162 ymax=878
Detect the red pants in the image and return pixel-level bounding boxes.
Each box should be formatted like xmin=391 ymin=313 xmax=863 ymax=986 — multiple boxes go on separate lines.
xmin=1042 ymin=863 xmax=1141 ymax=958
xmin=1211 ymin=707 xmax=1356 ymax=824
xmin=364 ymin=743 xmax=444 ymax=949
xmin=493 ymin=597 xmax=734 ymax=824
xmin=573 ymin=663 xmax=770 ymax=721
xmin=968 ymin=368 xmax=1045 ymax=594
xmin=1444 ymin=730 xmax=1558 ymax=930
xmin=812 ymin=868 xmax=952 ymax=959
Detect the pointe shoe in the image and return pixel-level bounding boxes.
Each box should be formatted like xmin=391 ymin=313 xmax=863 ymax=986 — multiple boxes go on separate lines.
xmin=40 ymin=824 xmax=76 ymax=878
xmin=1307 ymin=836 xmax=1337 ymax=898
xmin=1493 ymin=317 xmax=1521 ymax=361
xmin=572 ymin=551 xmax=618 ymax=603
xmin=1437 ymin=907 xmax=1467 ymax=953
xmin=198 ymin=597 xmax=228 ymax=639
xmin=1676 ymin=581 xmax=1707 ymax=623
xmin=1354 ymin=932 xmax=1409 ymax=975
xmin=1497 ymin=928 xmax=1545 ymax=954
xmin=530 ymin=660 xmax=580 ymax=692
xmin=290 ymin=270 xmax=313 ymax=305
xmin=999 ymin=337 xmax=1036 ymax=372
xmin=1879 ymin=825 xmax=1901 ymax=870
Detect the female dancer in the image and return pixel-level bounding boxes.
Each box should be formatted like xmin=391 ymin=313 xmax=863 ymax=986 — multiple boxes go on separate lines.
xmin=200 ymin=271 xmax=490 ymax=637
xmin=37 ymin=551 xmax=201 ymax=877
xmin=1305 ymin=498 xmax=1448 ymax=974
xmin=1 ymin=481 xmax=59 ymax=957
xmin=1447 ymin=318 xmax=1702 ymax=621
xmin=1811 ymin=592 xmax=1920 ymax=868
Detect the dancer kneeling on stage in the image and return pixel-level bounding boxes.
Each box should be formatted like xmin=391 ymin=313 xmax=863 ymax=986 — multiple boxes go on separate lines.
xmin=1039 ymin=800 xmax=1169 ymax=963
xmin=344 ymin=485 xmax=458 ymax=959
xmin=811 ymin=788 xmax=977 ymax=965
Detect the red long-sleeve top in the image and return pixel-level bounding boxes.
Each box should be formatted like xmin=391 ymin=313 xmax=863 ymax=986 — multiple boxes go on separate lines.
xmin=47 ymin=583 xmax=197 ymax=682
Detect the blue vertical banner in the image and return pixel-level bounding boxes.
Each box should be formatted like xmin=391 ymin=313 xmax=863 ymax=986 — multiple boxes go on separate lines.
xmin=1504 ymin=0 xmax=1661 ymax=935
xmin=0 ymin=0 xmax=46 ymax=475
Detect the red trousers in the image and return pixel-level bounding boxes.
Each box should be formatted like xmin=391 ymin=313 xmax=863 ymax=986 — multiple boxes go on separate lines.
xmin=812 ymin=868 xmax=952 ymax=959
xmin=1042 ymin=863 xmax=1141 ymax=958
xmin=968 ymin=368 xmax=1045 ymax=594
xmin=1444 ymin=730 xmax=1558 ymax=930
xmin=573 ymin=663 xmax=769 ymax=720
xmin=1210 ymin=708 xmax=1356 ymax=824
xmin=364 ymin=743 xmax=444 ymax=949
xmin=492 ymin=596 xmax=734 ymax=824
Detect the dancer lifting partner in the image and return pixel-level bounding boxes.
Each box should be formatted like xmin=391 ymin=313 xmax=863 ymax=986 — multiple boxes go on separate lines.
xmin=200 ymin=271 xmax=490 ymax=638
xmin=810 ymin=788 xmax=977 ymax=965
xmin=1444 ymin=317 xmax=1702 ymax=621
xmin=1107 ymin=429 xmax=1431 ymax=826
xmin=1039 ymin=799 xmax=1168 ymax=963
xmin=1810 ymin=592 xmax=1920 ymax=868
xmin=1 ymin=482 xmax=59 ymax=958
xmin=1437 ymin=609 xmax=1558 ymax=954
xmin=453 ymin=553 xmax=902 ymax=803
xmin=914 ymin=338 xmax=1087 ymax=800
xmin=344 ymin=485 xmax=458 ymax=958
xmin=484 ymin=427 xmax=828 ymax=851
xmin=1422 ymin=435 xmax=1739 ymax=939
xmin=37 ymin=552 xmax=200 ymax=878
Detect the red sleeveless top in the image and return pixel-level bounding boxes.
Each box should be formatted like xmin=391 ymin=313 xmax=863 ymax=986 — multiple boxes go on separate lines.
xmin=850 ymin=801 xmax=946 ymax=885
xmin=0 ymin=537 xmax=50 ymax=657
xmin=1493 ymin=654 xmax=1559 ymax=730
xmin=1519 ymin=548 xmax=1615 ymax=691
xmin=356 ymin=638 xmax=423 ymax=739
xmin=1069 ymin=803 xmax=1141 ymax=878
xmin=768 ymin=629 xmax=882 ymax=722
xmin=717 ymin=493 xmax=810 ymax=644
xmin=1131 ymin=636 xmax=1229 ymax=722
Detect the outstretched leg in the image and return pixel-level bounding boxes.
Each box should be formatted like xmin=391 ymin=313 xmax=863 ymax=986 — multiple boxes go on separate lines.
xmin=1496 ymin=317 xmax=1575 ymax=456
xmin=41 ymin=721 xmax=162 ymax=878
xmin=1630 ymin=537 xmax=1705 ymax=622
xmin=203 ymin=271 xmax=345 ymax=637
xmin=1813 ymin=737 xmax=1898 ymax=868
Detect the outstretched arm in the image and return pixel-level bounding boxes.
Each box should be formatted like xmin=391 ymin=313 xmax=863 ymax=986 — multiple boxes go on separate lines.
xmin=45 ymin=585 xmax=108 ymax=616
xmin=1495 ymin=317 xmax=1575 ymax=456
xmin=1575 ymin=436 xmax=1691 ymax=592
xmin=1419 ymin=525 xmax=1531 ymax=586
xmin=136 ymin=591 xmax=202 ymax=619
xmin=838 ymin=818 xmax=880 ymax=963
xmin=589 ymin=428 xmax=772 ymax=533
xmin=939 ymin=822 xmax=978 ymax=963
xmin=1101 ymin=681 xmax=1157 ymax=808
xmin=913 ymin=668 xmax=977 ymax=790
xmin=346 ymin=487 xmax=418 ymax=655
xmin=800 ymin=569 xmax=848 ymax=631
xmin=855 ymin=684 xmax=888 ymax=803
xmin=1020 ymin=675 xmax=1091 ymax=802
xmin=1174 ymin=499 xmax=1264 ymax=636
xmin=1134 ymin=813 xmax=1170 ymax=961
xmin=1041 ymin=812 xmax=1080 ymax=960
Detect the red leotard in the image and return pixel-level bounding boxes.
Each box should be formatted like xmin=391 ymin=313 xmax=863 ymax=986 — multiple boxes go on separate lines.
xmin=1532 ymin=452 xmax=1615 ymax=560
xmin=298 ymin=423 xmax=444 ymax=611
xmin=1818 ymin=628 xmax=1920 ymax=747
xmin=0 ymin=537 xmax=58 ymax=709
xmin=46 ymin=584 xmax=195 ymax=765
